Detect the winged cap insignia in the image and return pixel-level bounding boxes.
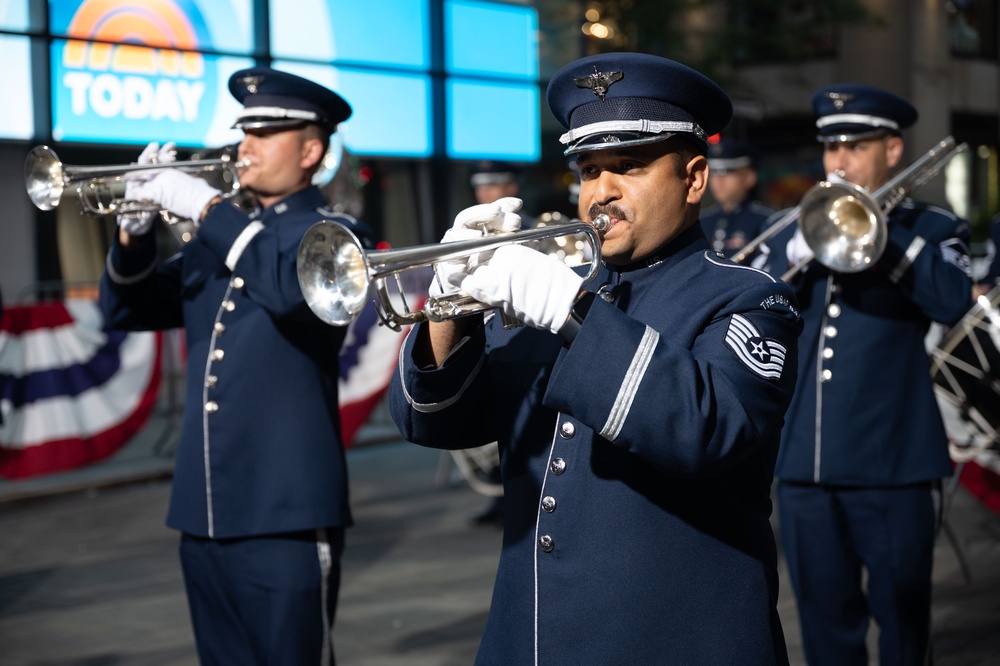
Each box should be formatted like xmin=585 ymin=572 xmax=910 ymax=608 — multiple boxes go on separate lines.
xmin=241 ymin=75 xmax=266 ymax=94
xmin=826 ymin=91 xmax=854 ymax=110
xmin=574 ymin=67 xmax=624 ymax=101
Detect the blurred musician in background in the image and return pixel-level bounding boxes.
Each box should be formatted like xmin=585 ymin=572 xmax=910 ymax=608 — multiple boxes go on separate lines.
xmin=99 ymin=67 xmax=374 ymax=665
xmin=700 ymin=137 xmax=773 ymax=265
xmin=765 ymin=84 xmax=972 ymax=665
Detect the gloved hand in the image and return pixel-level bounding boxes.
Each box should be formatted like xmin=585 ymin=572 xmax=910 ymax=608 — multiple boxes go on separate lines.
xmin=460 ymin=244 xmax=583 ymax=335
xmin=429 ymin=197 xmax=523 ymax=298
xmin=786 ymin=227 xmax=812 ymax=269
xmin=117 ymin=141 xmax=176 ymax=236
xmin=127 ymin=169 xmax=221 ymax=225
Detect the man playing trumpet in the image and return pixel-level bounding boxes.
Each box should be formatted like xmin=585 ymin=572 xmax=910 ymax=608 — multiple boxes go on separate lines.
xmin=764 ymin=84 xmax=973 ymax=665
xmin=390 ymin=52 xmax=802 ymax=663
xmin=100 ymin=67 xmax=373 ymax=665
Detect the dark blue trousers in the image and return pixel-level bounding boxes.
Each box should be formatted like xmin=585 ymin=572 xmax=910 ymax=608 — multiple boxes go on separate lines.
xmin=179 ymin=528 xmax=345 ymax=665
xmin=778 ymin=482 xmax=938 ymax=666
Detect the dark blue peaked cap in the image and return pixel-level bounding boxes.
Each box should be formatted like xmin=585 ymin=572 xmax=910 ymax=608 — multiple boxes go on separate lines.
xmin=229 ymin=67 xmax=352 ymax=136
xmin=469 ymin=160 xmax=519 ymax=187
xmin=707 ymin=138 xmax=760 ymax=173
xmin=812 ymin=83 xmax=917 ymax=143
xmin=547 ymin=52 xmax=732 ymax=156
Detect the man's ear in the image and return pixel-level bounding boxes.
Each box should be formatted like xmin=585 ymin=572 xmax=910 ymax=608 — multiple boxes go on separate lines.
xmin=686 ymin=155 xmax=709 ymax=205
xmin=885 ymin=135 xmax=905 ymax=170
xmin=300 ymin=136 xmax=325 ymax=171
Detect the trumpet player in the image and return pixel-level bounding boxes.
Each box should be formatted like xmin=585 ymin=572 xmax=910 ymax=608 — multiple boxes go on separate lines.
xmin=390 ymin=52 xmax=802 ymax=664
xmin=765 ymin=84 xmax=973 ymax=665
xmin=99 ymin=67 xmax=374 ymax=665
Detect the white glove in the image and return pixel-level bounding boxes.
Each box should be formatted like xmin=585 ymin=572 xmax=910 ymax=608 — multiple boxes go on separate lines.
xmin=429 ymin=197 xmax=524 ymax=298
xmin=786 ymin=227 xmax=812 ymax=269
xmin=127 ymin=169 xmax=221 ymax=225
xmin=461 ymin=244 xmax=583 ymax=335
xmin=117 ymin=142 xmax=176 ymax=236
xmin=454 ymin=196 xmax=522 ymax=235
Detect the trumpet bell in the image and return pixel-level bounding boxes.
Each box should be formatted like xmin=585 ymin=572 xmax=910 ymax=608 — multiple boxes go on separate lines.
xmin=297 ymin=220 xmax=372 ymax=326
xmin=24 ymin=146 xmax=65 ymax=210
xmin=798 ymin=180 xmax=887 ymax=273
xmin=297 ymin=217 xmax=606 ymax=330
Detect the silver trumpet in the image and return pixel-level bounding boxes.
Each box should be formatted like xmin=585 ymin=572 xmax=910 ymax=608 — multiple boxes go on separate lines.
xmin=297 ymin=215 xmax=610 ymax=330
xmin=24 ymin=144 xmax=248 ymax=217
xmin=731 ymin=136 xmax=968 ymax=280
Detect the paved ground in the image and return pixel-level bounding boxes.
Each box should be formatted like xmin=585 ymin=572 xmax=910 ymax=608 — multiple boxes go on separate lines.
xmin=1 ymin=438 xmax=999 ymax=665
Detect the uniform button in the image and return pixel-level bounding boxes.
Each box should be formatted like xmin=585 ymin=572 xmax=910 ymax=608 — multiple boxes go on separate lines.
xmin=222 ymin=300 xmax=236 ymax=312
xmin=232 ymin=276 xmax=245 ymax=289
xmin=824 ymin=326 xmax=838 ymax=338
xmin=205 ymin=401 xmax=219 ymax=413
xmin=541 ymin=496 xmax=557 ymax=513
xmin=550 ymin=458 xmax=567 ymax=475
xmin=538 ymin=535 xmax=555 ymax=553
xmin=822 ymin=347 xmax=834 ymax=360
xmin=559 ymin=421 xmax=575 ymax=438
xmin=821 ymin=369 xmax=833 ymax=382
xmin=830 ymin=283 xmax=841 ymax=294
xmin=205 ymin=375 xmax=218 ymax=388
xmin=600 ymin=292 xmax=614 ymax=303
xmin=214 ymin=322 xmax=226 ymax=335
xmin=827 ymin=303 xmax=842 ymax=318
xmin=212 ymin=349 xmax=225 ymax=361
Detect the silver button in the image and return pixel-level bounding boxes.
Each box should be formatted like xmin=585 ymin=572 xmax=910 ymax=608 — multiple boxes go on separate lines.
xmin=222 ymin=300 xmax=236 ymax=312
xmin=541 ymin=496 xmax=557 ymax=513
xmin=212 ymin=349 xmax=225 ymax=361
xmin=822 ymin=347 xmax=834 ymax=360
xmin=824 ymin=326 xmax=838 ymax=338
xmin=214 ymin=322 xmax=226 ymax=335
xmin=821 ymin=369 xmax=833 ymax=382
xmin=600 ymin=292 xmax=614 ymax=303
xmin=559 ymin=421 xmax=575 ymax=438
xmin=550 ymin=458 xmax=567 ymax=475
xmin=232 ymin=276 xmax=245 ymax=289
xmin=205 ymin=375 xmax=218 ymax=388
xmin=538 ymin=535 xmax=554 ymax=553
xmin=205 ymin=401 xmax=219 ymax=413
xmin=830 ymin=283 xmax=841 ymax=294
xmin=827 ymin=303 xmax=842 ymax=318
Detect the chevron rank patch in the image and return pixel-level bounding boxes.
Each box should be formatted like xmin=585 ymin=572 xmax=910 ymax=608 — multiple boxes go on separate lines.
xmin=725 ymin=314 xmax=787 ymax=380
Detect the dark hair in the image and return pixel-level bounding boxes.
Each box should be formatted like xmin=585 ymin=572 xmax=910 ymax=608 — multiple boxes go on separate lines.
xmin=663 ymin=136 xmax=702 ymax=178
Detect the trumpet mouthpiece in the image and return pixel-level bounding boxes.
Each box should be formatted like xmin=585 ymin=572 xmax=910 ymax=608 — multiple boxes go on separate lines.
xmin=591 ymin=213 xmax=611 ymax=233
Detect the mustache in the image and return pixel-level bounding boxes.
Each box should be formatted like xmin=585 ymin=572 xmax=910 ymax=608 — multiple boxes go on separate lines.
xmin=587 ymin=204 xmax=628 ymax=222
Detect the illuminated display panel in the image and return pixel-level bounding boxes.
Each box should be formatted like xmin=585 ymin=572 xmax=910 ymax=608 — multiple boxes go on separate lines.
xmin=48 ymin=0 xmax=254 ymax=54
xmin=273 ymin=61 xmax=433 ymax=158
xmin=0 ymin=35 xmax=35 ymax=139
xmin=447 ymin=80 xmax=539 ymax=161
xmin=270 ymin=0 xmax=430 ymax=69
xmin=26 ymin=0 xmax=540 ymax=161
xmin=445 ymin=0 xmax=538 ymax=79
xmin=51 ymin=39 xmax=250 ymax=147
xmin=0 ymin=0 xmax=32 ymax=30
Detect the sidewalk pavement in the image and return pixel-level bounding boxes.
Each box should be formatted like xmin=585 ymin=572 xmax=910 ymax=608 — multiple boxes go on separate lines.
xmin=1 ymin=438 xmax=998 ymax=665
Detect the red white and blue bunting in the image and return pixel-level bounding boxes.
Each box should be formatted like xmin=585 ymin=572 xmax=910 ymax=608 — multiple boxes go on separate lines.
xmin=0 ymin=300 xmax=161 ymax=479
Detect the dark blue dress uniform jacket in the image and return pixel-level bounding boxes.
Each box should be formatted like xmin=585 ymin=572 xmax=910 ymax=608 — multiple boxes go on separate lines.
xmin=100 ymin=186 xmax=372 ymax=538
xmin=767 ymin=198 xmax=972 ymax=485
xmin=390 ymin=225 xmax=802 ymax=665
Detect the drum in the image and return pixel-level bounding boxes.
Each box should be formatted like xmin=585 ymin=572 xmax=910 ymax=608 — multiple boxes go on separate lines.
xmin=930 ymin=285 xmax=1000 ymax=459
